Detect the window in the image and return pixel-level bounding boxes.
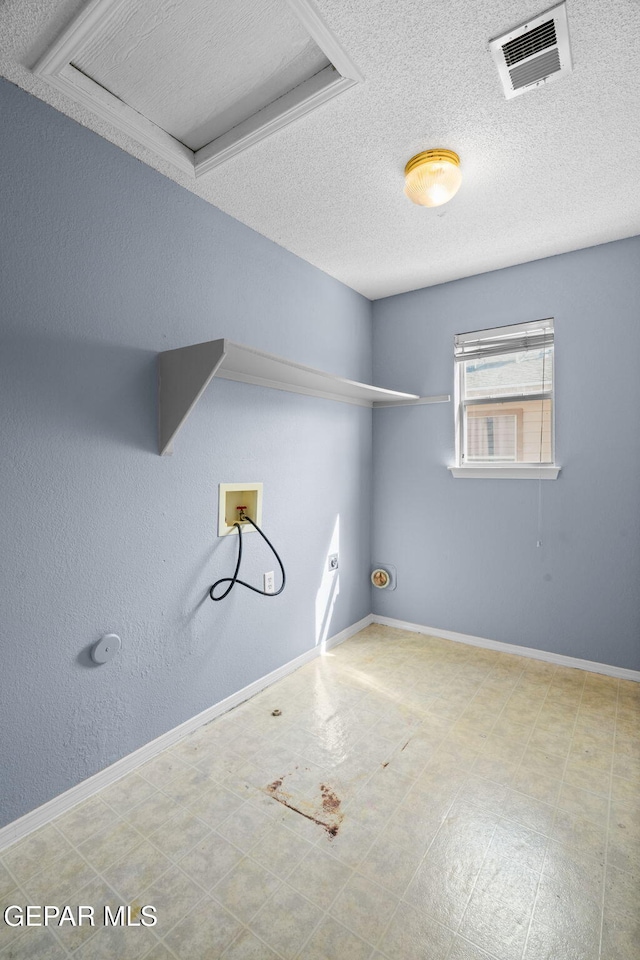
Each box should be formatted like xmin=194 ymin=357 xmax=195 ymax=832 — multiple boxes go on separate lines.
xmin=452 ymin=319 xmax=558 ymax=478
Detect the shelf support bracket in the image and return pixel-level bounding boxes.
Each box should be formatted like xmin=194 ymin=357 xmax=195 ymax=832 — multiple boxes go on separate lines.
xmin=158 ymin=339 xmax=226 ymax=455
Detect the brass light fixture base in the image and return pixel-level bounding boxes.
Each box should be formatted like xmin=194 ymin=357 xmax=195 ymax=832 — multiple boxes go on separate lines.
xmin=404 ymin=149 xmax=460 ymax=176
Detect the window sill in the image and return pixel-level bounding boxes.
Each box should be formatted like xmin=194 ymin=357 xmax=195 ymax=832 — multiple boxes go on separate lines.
xmin=448 ymin=465 xmax=561 ymax=480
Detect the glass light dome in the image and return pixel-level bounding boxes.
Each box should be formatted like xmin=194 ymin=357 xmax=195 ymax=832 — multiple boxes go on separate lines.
xmin=404 ymin=150 xmax=462 ymax=207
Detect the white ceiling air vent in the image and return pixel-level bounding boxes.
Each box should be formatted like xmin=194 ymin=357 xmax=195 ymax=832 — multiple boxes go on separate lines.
xmin=489 ymin=2 xmax=572 ymax=100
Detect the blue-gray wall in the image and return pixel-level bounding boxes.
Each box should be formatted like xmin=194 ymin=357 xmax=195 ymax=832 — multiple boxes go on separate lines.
xmin=2 ymin=75 xmax=639 ymax=830
xmin=372 ymin=236 xmax=640 ymax=672
xmin=0 ymin=79 xmax=373 ymax=828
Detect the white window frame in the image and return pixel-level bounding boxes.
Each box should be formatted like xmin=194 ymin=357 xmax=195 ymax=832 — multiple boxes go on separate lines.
xmin=450 ymin=319 xmax=560 ymax=479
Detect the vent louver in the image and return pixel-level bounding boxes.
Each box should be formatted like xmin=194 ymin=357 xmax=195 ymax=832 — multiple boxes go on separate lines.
xmin=489 ymin=2 xmax=572 ymax=100
xmin=510 ymin=48 xmax=561 ymax=90
xmin=502 ymin=20 xmax=556 ymax=66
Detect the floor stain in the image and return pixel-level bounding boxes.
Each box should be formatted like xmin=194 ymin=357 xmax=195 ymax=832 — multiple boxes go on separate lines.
xmin=264 ymin=776 xmax=343 ymax=839
xmin=320 ymin=784 xmax=341 ymax=813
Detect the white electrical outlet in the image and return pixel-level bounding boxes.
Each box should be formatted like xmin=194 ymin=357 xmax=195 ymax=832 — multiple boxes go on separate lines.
xmin=264 ymin=571 xmax=275 ymax=594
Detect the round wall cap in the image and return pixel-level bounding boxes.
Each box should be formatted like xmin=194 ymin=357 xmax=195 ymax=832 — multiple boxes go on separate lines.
xmin=371 ymin=568 xmax=391 ymax=589
xmin=91 ymin=633 xmax=121 ymax=664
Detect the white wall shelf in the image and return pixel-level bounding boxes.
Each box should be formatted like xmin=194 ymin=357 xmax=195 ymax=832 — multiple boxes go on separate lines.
xmin=158 ymin=338 xmax=449 ymax=454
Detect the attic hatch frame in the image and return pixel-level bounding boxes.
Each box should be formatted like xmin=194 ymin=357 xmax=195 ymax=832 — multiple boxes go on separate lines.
xmin=157 ymin=339 xmax=450 ymax=455
xmin=32 ymin=0 xmax=363 ymax=176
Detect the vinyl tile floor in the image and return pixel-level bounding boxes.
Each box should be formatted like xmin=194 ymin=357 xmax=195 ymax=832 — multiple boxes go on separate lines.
xmin=1 ymin=625 xmax=638 ymax=959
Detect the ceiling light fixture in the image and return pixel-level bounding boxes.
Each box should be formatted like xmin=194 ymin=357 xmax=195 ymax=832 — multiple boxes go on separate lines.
xmin=404 ymin=149 xmax=462 ymax=207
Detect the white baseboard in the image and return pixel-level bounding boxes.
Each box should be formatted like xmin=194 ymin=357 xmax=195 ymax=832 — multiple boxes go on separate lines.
xmin=372 ymin=615 xmax=640 ymax=682
xmin=0 ymin=614 xmax=373 ymax=853
xmin=4 ymin=610 xmax=635 ymax=852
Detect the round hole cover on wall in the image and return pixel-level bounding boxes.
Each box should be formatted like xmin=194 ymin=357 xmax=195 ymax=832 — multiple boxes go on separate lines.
xmin=371 ymin=568 xmax=390 ymax=589
xmin=370 ymin=563 xmax=397 ymax=590
xmin=91 ymin=633 xmax=121 ymax=664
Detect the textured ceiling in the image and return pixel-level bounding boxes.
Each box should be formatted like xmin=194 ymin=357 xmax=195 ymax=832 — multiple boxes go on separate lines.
xmin=1 ymin=0 xmax=639 ymax=299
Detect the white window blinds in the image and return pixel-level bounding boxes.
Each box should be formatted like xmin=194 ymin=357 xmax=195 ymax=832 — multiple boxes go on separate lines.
xmin=454 ymin=318 xmax=555 ymax=468
xmin=454 ymin=318 xmax=554 ymax=362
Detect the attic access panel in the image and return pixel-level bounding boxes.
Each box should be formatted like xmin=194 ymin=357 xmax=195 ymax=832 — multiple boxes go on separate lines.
xmin=33 ymin=0 xmax=362 ymax=176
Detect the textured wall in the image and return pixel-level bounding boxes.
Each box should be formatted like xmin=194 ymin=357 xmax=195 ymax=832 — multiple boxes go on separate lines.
xmin=372 ymin=237 xmax=640 ymax=671
xmin=0 ymin=79 xmax=373 ymax=828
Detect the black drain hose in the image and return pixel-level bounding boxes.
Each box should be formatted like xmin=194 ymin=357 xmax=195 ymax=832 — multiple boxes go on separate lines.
xmin=209 ymin=513 xmax=286 ymax=601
